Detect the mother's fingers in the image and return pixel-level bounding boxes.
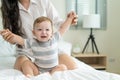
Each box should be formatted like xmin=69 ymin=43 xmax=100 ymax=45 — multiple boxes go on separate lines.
xmin=1 ymin=30 xmax=14 ymax=41
xmin=0 ymin=30 xmax=7 ymax=35
xmin=72 ymin=16 xmax=78 ymax=25
xmin=74 ymin=14 xmax=78 ymax=19
xmin=4 ymin=32 xmax=14 ymax=41
xmin=0 ymin=29 xmax=16 ymax=44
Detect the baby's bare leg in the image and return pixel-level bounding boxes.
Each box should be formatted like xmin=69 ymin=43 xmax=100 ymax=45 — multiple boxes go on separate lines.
xmin=59 ymin=53 xmax=77 ymax=70
xmin=50 ymin=64 xmax=67 ymax=74
xmin=14 ymin=56 xmax=29 ymax=71
xmin=21 ymin=60 xmax=39 ymax=77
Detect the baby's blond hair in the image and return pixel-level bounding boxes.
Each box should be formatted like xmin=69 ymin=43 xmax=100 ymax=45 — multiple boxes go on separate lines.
xmin=33 ymin=16 xmax=53 ymax=32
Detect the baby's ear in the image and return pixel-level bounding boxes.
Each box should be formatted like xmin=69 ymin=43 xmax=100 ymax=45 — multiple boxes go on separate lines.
xmin=32 ymin=30 xmax=35 ymax=35
xmin=32 ymin=31 xmax=37 ymax=39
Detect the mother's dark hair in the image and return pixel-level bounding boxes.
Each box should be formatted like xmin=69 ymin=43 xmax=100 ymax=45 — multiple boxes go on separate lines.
xmin=1 ymin=0 xmax=23 ymax=36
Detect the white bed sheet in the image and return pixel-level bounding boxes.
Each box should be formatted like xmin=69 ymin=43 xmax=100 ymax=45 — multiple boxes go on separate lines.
xmin=0 ymin=57 xmax=120 ymax=80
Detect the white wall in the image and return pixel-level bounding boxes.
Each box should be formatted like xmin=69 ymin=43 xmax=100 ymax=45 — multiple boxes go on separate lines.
xmin=51 ymin=0 xmax=120 ymax=74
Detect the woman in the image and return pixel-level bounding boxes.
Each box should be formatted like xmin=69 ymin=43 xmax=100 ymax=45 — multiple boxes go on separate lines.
xmin=0 ymin=0 xmax=78 ymax=76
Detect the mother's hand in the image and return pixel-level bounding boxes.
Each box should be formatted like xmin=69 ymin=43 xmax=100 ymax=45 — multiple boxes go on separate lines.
xmin=0 ymin=29 xmax=24 ymax=46
xmin=0 ymin=29 xmax=14 ymax=43
xmin=67 ymin=11 xmax=78 ymax=25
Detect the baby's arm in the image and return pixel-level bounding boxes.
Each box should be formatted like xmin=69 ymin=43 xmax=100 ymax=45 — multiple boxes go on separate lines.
xmin=59 ymin=11 xmax=75 ymax=36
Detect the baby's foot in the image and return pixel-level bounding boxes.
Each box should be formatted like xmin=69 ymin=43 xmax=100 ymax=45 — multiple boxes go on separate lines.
xmin=26 ymin=74 xmax=33 ymax=78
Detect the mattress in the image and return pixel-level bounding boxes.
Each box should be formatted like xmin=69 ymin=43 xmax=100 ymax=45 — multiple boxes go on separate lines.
xmin=0 ymin=57 xmax=120 ymax=80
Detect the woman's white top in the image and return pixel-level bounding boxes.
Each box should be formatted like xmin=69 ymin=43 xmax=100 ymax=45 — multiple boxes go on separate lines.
xmin=18 ymin=0 xmax=63 ymax=38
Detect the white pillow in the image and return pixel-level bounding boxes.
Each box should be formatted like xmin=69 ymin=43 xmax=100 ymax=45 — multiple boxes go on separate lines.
xmin=58 ymin=40 xmax=72 ymax=56
xmin=0 ymin=36 xmax=16 ymax=57
xmin=0 ymin=56 xmax=16 ymax=69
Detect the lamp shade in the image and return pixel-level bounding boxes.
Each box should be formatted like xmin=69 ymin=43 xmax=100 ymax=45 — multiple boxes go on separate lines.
xmin=83 ymin=14 xmax=100 ymax=28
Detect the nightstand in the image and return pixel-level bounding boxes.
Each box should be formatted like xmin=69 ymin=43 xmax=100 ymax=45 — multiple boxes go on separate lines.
xmin=72 ymin=53 xmax=107 ymax=70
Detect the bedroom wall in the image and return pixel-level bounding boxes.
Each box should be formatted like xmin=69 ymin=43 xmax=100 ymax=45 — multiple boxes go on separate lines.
xmin=51 ymin=0 xmax=120 ymax=74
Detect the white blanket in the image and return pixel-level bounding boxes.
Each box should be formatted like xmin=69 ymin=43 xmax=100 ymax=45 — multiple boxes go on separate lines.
xmin=0 ymin=57 xmax=120 ymax=80
xmin=0 ymin=67 xmax=120 ymax=80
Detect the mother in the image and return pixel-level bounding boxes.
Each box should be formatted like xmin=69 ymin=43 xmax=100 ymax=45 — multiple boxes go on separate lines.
xmin=1 ymin=0 xmax=78 ymax=75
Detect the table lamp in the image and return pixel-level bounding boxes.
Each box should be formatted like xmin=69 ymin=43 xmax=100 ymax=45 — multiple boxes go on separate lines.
xmin=82 ymin=14 xmax=100 ymax=54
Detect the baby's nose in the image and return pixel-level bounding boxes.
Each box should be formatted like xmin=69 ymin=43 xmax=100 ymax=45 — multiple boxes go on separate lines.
xmin=42 ymin=30 xmax=46 ymax=34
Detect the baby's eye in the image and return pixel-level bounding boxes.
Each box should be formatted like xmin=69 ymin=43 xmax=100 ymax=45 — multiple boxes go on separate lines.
xmin=46 ymin=29 xmax=49 ymax=31
xmin=38 ymin=29 xmax=42 ymax=31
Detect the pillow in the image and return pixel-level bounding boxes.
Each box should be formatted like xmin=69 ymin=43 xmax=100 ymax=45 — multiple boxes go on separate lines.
xmin=0 ymin=56 xmax=16 ymax=69
xmin=0 ymin=36 xmax=16 ymax=57
xmin=0 ymin=12 xmax=3 ymax=30
xmin=58 ymin=40 xmax=72 ymax=56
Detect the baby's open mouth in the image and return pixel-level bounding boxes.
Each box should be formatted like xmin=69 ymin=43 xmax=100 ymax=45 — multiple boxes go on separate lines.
xmin=41 ymin=36 xmax=47 ymax=38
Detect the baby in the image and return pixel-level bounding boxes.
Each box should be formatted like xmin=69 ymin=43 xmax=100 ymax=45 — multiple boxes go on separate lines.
xmin=1 ymin=12 xmax=75 ymax=77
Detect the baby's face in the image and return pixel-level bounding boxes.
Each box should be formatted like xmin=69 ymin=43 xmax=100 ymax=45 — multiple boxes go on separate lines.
xmin=33 ymin=21 xmax=52 ymax=42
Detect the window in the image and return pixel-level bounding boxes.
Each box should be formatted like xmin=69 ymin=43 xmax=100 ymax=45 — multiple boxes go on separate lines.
xmin=66 ymin=0 xmax=107 ymax=30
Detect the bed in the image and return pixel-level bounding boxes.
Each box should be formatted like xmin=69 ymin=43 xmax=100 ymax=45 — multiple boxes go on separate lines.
xmin=0 ymin=36 xmax=120 ymax=80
